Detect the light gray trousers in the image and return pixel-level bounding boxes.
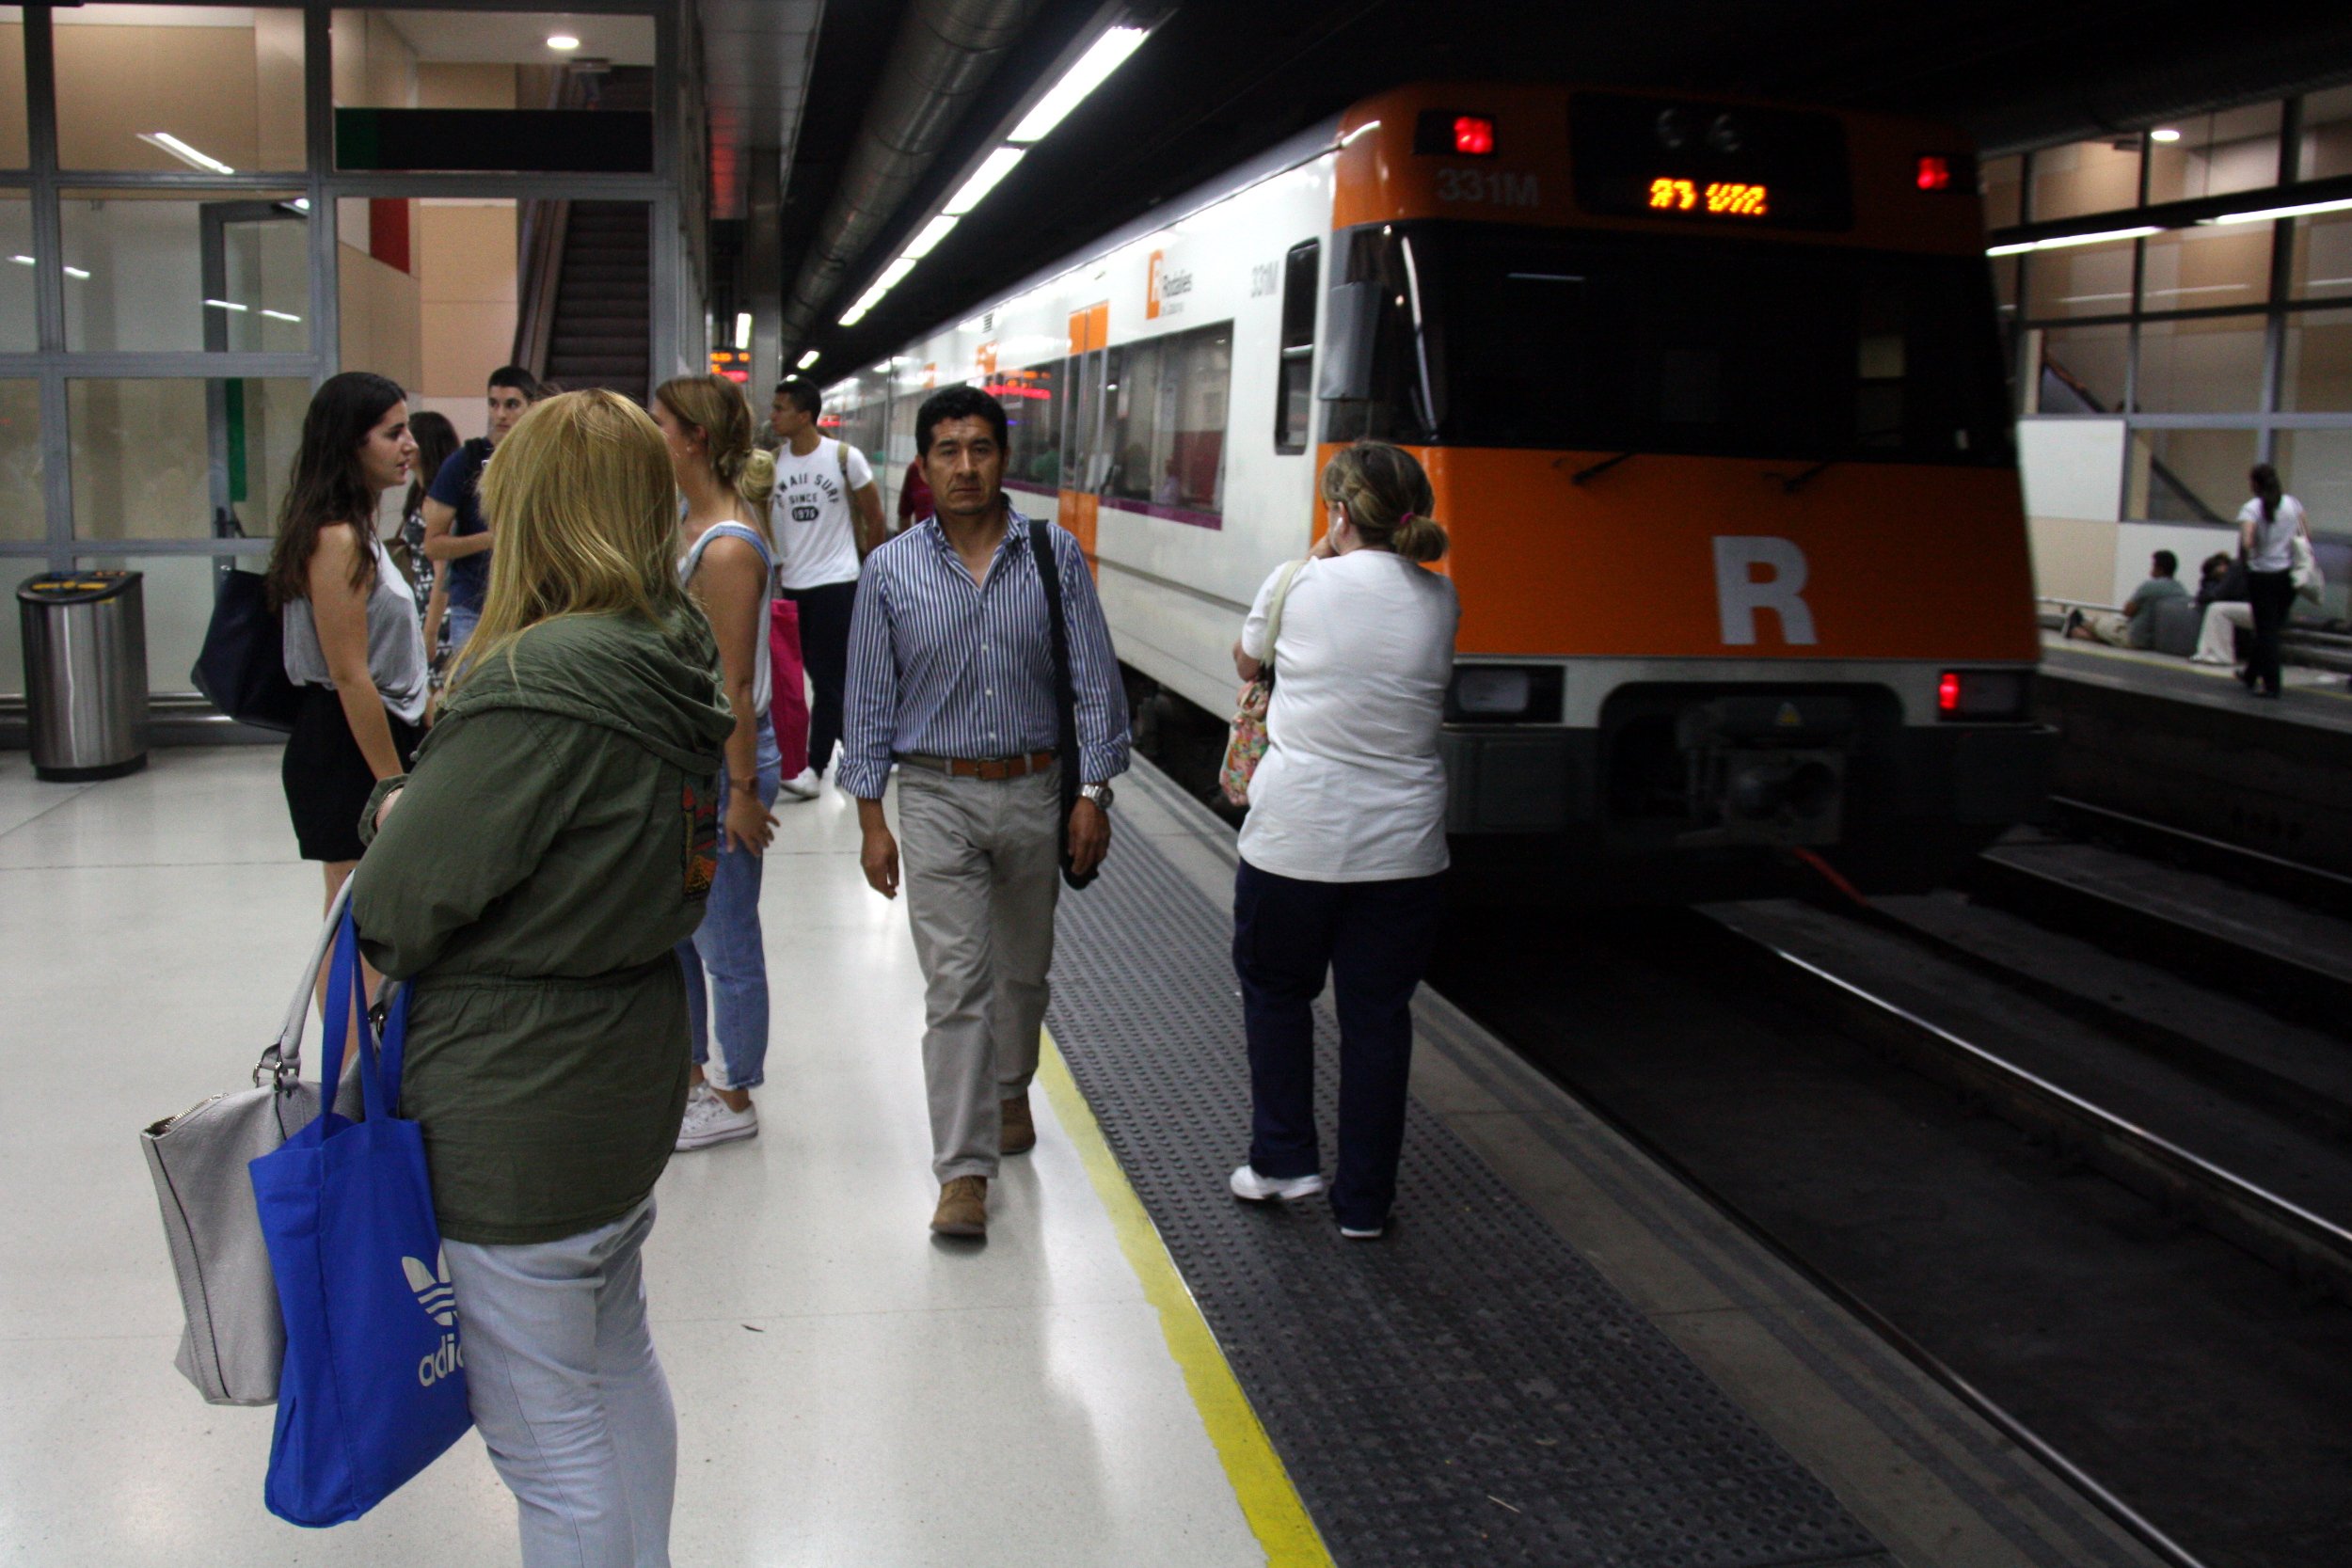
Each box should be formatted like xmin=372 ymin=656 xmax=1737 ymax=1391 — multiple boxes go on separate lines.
xmin=442 ymin=1198 xmax=675 ymax=1568
xmin=897 ymin=764 xmax=1062 ymax=1181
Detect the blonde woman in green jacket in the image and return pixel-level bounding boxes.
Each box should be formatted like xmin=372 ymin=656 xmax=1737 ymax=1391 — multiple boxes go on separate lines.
xmin=350 ymin=389 xmax=734 ymax=1568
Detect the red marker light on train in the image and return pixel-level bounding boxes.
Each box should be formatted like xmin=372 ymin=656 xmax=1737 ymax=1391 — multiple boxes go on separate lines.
xmin=1915 ymin=155 xmax=1953 ymax=191
xmin=1454 ymin=116 xmax=1496 ymax=155
xmin=1937 ymin=671 xmax=1963 ymax=712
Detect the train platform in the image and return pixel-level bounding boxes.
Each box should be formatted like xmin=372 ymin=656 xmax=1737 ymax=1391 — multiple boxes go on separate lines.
xmin=4 ymin=744 xmax=2166 ymax=1567
xmin=2034 ymin=636 xmax=2352 ymax=879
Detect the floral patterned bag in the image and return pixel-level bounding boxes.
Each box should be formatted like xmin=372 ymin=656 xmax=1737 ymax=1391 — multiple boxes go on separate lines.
xmin=1219 ymin=559 xmax=1307 ymax=807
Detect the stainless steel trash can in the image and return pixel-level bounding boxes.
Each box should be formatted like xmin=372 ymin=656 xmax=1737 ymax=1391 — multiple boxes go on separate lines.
xmin=18 ymin=569 xmax=149 ymax=781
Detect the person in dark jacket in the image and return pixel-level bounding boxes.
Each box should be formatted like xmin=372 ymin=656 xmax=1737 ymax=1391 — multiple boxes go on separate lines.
xmin=351 ymin=388 xmax=734 ymax=1568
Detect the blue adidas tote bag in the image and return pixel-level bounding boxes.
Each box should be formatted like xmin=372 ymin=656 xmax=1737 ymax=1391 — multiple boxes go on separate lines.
xmin=249 ymin=908 xmax=472 ymax=1526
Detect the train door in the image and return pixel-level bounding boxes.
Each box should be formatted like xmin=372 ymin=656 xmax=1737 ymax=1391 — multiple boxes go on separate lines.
xmin=1058 ymin=302 xmax=1110 ymax=562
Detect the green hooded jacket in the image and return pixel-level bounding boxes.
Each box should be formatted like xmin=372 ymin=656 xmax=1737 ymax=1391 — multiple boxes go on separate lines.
xmin=350 ymin=606 xmax=735 ymax=1245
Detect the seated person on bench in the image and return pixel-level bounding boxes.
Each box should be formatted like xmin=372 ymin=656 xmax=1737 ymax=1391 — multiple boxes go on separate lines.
xmin=2066 ymin=550 xmax=2187 ymax=648
xmin=2191 ymin=551 xmax=2253 ymax=665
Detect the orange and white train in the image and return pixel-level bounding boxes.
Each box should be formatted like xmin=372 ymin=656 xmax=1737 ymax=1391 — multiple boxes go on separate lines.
xmin=829 ymin=82 xmax=2051 ymax=899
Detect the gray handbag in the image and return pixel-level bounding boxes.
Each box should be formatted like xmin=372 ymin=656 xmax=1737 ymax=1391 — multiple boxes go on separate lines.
xmin=140 ymin=879 xmax=362 ymax=1406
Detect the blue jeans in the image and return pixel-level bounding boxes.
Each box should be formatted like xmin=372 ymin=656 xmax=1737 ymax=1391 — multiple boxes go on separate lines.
xmin=442 ymin=1199 xmax=674 ymax=1568
xmin=678 ymin=724 xmax=781 ymax=1088
xmin=1232 ymin=859 xmax=1445 ymax=1231
xmin=446 ymin=600 xmax=481 ymax=654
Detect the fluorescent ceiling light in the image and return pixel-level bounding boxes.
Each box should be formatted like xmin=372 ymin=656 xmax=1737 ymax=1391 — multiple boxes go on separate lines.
xmin=260 ymin=308 xmax=301 ymax=323
xmin=868 ymin=257 xmax=918 ymax=296
xmin=734 ymin=311 xmax=753 ymax=350
xmin=548 ymin=34 xmax=580 ymax=51
xmin=943 ymin=148 xmax=1025 ymax=216
xmin=63 ymin=265 xmax=91 ymax=280
xmin=8 ymin=255 xmax=31 ymax=266
xmin=139 ymin=132 xmax=235 ymax=175
xmin=2150 ymin=128 xmax=2183 ymax=144
xmin=899 ymin=214 xmax=960 ymax=260
xmin=797 ymin=350 xmax=821 ymax=370
xmin=1985 ymin=225 xmax=2159 ymax=257
xmin=839 ymin=303 xmax=873 ymax=326
xmin=1008 ymin=26 xmax=1149 ymax=145
xmin=203 ymin=298 xmax=249 ymax=312
xmin=291 ymin=198 xmax=310 ymax=212
xmin=2209 ymin=196 xmax=2352 ymax=225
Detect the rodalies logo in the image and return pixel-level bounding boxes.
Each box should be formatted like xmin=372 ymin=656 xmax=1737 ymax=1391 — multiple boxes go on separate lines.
xmin=1146 ymin=249 xmax=1193 ymax=321
xmin=403 ymin=1248 xmax=466 ymax=1386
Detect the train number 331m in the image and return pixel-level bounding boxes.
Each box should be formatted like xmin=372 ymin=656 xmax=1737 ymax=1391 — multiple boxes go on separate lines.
xmin=1435 ymin=166 xmax=1540 ymax=207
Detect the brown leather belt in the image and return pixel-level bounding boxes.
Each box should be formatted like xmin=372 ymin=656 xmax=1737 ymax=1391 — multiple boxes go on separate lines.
xmin=897 ymin=749 xmax=1057 ymax=781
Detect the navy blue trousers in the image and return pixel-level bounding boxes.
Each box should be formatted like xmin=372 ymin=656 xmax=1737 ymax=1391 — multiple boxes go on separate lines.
xmin=1232 ymin=858 xmax=1445 ymax=1230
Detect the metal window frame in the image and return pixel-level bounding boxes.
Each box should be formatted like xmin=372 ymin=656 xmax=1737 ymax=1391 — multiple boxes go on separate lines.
xmin=0 ymin=0 xmax=680 ymax=572
xmin=2012 ymin=87 xmax=2352 ymax=526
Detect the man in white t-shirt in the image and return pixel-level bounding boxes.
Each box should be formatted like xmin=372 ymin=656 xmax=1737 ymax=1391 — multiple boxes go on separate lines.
xmin=770 ymin=376 xmax=885 ymax=775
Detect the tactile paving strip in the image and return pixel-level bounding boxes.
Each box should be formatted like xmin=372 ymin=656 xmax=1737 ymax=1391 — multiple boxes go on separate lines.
xmin=1049 ymin=830 xmax=1886 ymax=1567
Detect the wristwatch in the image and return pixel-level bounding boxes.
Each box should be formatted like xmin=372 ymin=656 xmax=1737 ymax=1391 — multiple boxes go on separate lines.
xmin=1079 ymin=782 xmax=1115 ymax=811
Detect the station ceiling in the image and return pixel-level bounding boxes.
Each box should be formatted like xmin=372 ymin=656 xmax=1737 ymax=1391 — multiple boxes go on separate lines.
xmin=771 ymin=0 xmax=2352 ymax=375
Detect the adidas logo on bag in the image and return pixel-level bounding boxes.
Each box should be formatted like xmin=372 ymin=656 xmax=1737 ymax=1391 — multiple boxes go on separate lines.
xmin=403 ymin=1249 xmax=465 ymax=1387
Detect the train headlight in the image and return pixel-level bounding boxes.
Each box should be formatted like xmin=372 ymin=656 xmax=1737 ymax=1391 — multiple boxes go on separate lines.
xmin=1936 ymin=669 xmax=2031 ymax=721
xmin=1446 ymin=664 xmax=1563 ymax=723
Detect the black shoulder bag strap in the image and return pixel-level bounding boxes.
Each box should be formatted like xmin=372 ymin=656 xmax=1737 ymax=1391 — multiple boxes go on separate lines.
xmin=1030 ymin=518 xmax=1096 ymax=890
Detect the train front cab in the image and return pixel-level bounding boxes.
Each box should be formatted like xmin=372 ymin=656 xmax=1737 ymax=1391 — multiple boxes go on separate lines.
xmin=1319 ymin=85 xmax=2055 ymax=900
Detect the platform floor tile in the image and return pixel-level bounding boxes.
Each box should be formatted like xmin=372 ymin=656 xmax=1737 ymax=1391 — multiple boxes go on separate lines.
xmin=1047 ymin=826 xmax=1885 ymax=1567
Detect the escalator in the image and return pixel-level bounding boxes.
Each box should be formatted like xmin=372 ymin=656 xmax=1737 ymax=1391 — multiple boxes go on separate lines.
xmin=513 ymin=67 xmax=653 ymax=401
xmin=2040 ymin=355 xmax=2227 ymax=524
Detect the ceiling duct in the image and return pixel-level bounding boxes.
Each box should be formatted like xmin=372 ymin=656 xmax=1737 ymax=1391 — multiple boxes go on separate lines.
xmin=778 ymin=0 xmax=1049 ymax=356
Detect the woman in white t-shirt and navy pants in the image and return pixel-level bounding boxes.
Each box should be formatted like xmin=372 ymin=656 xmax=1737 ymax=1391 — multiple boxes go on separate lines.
xmin=2238 ymin=463 xmax=2308 ymax=699
xmin=1227 ymin=442 xmax=1460 ymax=1239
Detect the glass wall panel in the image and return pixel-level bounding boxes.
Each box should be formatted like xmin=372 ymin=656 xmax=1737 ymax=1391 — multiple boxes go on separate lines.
xmin=2132 ymin=427 xmax=2255 ymax=523
xmin=2281 ymin=309 xmax=2352 ymax=412
xmin=2277 ymin=428 xmax=2352 ymax=539
xmin=54 ymin=6 xmax=305 ymax=173
xmin=2299 ymin=86 xmax=2352 ymax=182
xmin=2145 ymin=103 xmax=2282 ymax=203
xmin=1980 ymin=154 xmax=2023 ymax=230
xmin=0 ymin=8 xmax=27 ymax=169
xmin=2135 ymin=316 xmax=2268 ymax=413
xmin=69 ymin=377 xmax=310 ymax=541
xmin=330 ymin=10 xmax=655 ymax=110
xmin=2023 ymin=236 xmax=2137 ymax=319
xmin=68 ymin=554 xmax=223 ymax=696
xmin=2027 ymin=137 xmax=2141 ymax=222
xmin=61 ymin=192 xmax=310 ymax=353
xmin=2290 ymin=211 xmax=2352 ymax=301
xmin=0 ymin=377 xmax=40 ymax=542
xmin=0 ymin=193 xmax=33 ymax=350
xmin=2037 ymin=324 xmax=2128 ymax=413
xmin=1102 ymin=322 xmax=1232 ymax=516
xmin=2138 ymin=223 xmax=2270 ymax=312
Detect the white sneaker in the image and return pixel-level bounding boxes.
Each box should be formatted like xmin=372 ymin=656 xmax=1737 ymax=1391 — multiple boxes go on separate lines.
xmin=1230 ymin=1164 xmax=1325 ymax=1202
xmin=1339 ymin=1222 xmax=1386 ymax=1240
xmin=777 ymin=767 xmax=820 ymax=801
xmin=675 ymin=1094 xmax=758 ymax=1150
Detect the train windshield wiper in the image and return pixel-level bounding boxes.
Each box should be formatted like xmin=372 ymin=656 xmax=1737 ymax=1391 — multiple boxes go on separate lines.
xmin=1569 ymin=451 xmax=1637 ymax=485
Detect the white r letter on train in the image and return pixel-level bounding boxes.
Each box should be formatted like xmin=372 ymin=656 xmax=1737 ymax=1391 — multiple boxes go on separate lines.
xmin=1712 ymin=536 xmax=1818 ymax=646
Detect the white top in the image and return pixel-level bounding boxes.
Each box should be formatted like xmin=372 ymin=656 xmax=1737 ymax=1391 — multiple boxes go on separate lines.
xmin=2239 ymin=494 xmax=2306 ymax=572
xmin=769 ymin=436 xmax=874 ymax=590
xmin=679 ymin=520 xmax=773 ymax=718
xmin=280 ymin=534 xmax=430 ymax=725
xmin=1235 ymin=550 xmax=1459 ymax=883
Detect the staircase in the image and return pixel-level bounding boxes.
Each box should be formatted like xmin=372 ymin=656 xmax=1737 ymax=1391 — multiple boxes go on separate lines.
xmin=544 ymin=201 xmax=651 ymax=399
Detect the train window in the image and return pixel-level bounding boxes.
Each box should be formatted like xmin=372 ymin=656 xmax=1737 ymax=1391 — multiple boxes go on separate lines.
xmin=1100 ymin=320 xmax=1232 ymax=518
xmin=1275 ymin=240 xmax=1319 ymax=452
xmin=1330 ymin=221 xmax=2011 ymax=466
xmin=998 ymin=361 xmax=1065 ymax=499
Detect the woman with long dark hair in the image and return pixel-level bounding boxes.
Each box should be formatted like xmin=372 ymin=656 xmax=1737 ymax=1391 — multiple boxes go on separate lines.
xmin=2237 ymin=463 xmax=2308 ymax=699
xmin=265 ymin=371 xmax=427 ymax=911
xmin=398 ymin=408 xmax=460 ymax=662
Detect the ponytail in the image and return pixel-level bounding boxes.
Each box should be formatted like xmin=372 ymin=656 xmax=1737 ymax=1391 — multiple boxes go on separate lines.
xmin=654 ymin=372 xmax=774 ymax=543
xmin=1319 ymin=439 xmax=1448 ymax=563
xmin=2250 ymin=463 xmax=2282 ymax=524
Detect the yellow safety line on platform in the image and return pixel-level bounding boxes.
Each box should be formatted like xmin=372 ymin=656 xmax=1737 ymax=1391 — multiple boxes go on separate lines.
xmin=1037 ymin=1032 xmax=1334 ymax=1568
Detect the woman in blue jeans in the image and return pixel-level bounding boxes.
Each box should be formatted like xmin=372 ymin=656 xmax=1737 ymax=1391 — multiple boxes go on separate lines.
xmin=655 ymin=374 xmax=783 ymax=1149
xmin=1227 ymin=441 xmax=1460 ymax=1238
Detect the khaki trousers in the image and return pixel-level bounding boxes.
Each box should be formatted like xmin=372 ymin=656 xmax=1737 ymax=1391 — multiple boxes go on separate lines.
xmin=896 ymin=764 xmax=1062 ymax=1181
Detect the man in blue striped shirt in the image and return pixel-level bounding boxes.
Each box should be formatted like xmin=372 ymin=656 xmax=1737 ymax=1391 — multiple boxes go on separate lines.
xmin=842 ymin=384 xmax=1131 ymax=1239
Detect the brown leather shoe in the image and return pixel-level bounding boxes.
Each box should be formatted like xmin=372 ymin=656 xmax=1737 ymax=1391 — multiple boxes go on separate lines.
xmin=931 ymin=1176 xmax=988 ymax=1237
xmin=1000 ymin=1094 xmax=1037 ymax=1155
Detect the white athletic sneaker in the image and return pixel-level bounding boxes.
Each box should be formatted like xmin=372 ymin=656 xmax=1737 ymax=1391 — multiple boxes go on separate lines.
xmin=675 ymin=1094 xmax=758 ymax=1150
xmin=1230 ymin=1164 xmax=1326 ymax=1202
xmin=777 ymin=767 xmax=821 ymax=801
xmin=1339 ymin=1223 xmax=1386 ymax=1241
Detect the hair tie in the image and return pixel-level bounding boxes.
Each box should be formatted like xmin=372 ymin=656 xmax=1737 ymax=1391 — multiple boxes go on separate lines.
xmin=1398 ymin=511 xmax=1416 ymax=528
